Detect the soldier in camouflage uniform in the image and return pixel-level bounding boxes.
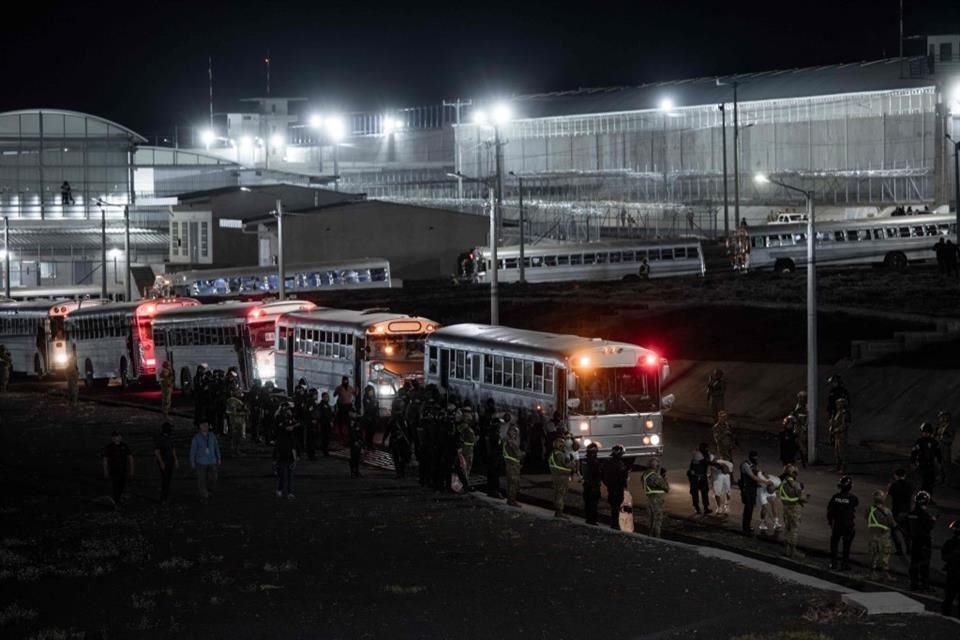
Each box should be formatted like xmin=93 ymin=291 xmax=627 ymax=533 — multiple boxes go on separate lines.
xmin=778 ymin=464 xmax=806 ymax=558
xmin=866 ymin=489 xmax=896 ymax=581
xmin=792 ymin=391 xmax=809 ymax=467
xmin=459 ymin=406 xmax=478 ymax=479
xmin=159 ymin=361 xmax=174 ymax=418
xmin=547 ymin=437 xmax=573 ymax=518
xmin=712 ymin=410 xmax=735 ymax=462
xmin=502 ymin=425 xmax=524 ymax=506
xmin=225 ymin=388 xmax=248 ymax=457
xmin=641 ymin=457 xmax=669 ymax=538
xmin=937 ymin=411 xmax=957 ymax=488
xmin=829 ymin=397 xmax=850 ymax=472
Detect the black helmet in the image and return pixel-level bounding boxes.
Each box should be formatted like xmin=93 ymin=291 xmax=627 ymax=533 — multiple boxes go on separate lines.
xmin=838 ymin=475 xmax=853 ymax=490
xmin=915 ymin=490 xmax=931 ymax=506
xmin=920 ymin=422 xmax=934 ymax=434
xmin=949 ymin=520 xmax=959 ymax=533
xmin=611 ymin=445 xmax=625 ymax=457
xmin=586 ymin=442 xmax=599 ymax=455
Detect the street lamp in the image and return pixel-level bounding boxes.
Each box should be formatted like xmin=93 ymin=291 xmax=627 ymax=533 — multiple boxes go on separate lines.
xmin=947 ymin=134 xmax=960 ymax=236
xmin=509 ymin=171 xmax=526 ymax=283
xmin=755 ymin=172 xmax=818 ymax=464
xmin=200 ymin=128 xmax=216 ymax=149
xmin=472 ymin=101 xmax=513 ymax=325
xmin=2 ymin=216 xmax=10 ymax=298
xmin=325 ymin=115 xmax=346 ymax=191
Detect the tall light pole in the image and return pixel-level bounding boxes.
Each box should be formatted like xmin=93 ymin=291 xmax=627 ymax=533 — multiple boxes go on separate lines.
xmin=443 ymin=99 xmax=472 ymax=203
xmin=719 ymin=104 xmax=729 ymax=237
xmin=755 ymin=173 xmax=818 ymax=464
xmin=947 ymin=134 xmax=960 ymax=235
xmin=510 ymin=171 xmax=526 ymax=283
xmin=733 ymin=81 xmax=741 ymax=227
xmin=3 ymin=216 xmax=10 ymax=298
xmin=473 ymin=102 xmax=513 ymax=325
xmin=96 ymin=201 xmax=107 ymax=299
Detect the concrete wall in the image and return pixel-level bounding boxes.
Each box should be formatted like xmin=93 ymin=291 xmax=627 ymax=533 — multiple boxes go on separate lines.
xmin=279 ymin=201 xmax=488 ymax=279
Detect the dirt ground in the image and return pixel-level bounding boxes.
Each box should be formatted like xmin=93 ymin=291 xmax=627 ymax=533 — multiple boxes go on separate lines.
xmin=2 ymin=392 xmax=959 ymax=639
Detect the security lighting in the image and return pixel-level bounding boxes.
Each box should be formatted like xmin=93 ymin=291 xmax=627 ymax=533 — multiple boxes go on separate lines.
xmin=200 ymin=129 xmax=216 ymax=147
xmin=309 ymin=114 xmax=324 ymax=129
xmin=269 ymin=133 xmax=285 ymax=149
xmin=325 ymin=116 xmax=346 ymax=142
xmin=754 ymin=173 xmax=770 ymax=185
xmin=659 ymin=98 xmax=674 ymax=113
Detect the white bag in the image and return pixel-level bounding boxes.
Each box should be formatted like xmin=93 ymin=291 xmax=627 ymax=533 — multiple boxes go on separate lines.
xmin=619 ymin=490 xmax=635 ymax=533
xmin=451 ymin=474 xmax=463 ymax=494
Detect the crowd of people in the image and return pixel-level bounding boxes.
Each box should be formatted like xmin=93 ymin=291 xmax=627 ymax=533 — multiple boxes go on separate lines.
xmin=82 ymin=360 xmax=960 ymax=617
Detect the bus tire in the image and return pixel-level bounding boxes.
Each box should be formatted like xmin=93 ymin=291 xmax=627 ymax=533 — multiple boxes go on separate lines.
xmin=884 ymin=251 xmax=908 ymax=271
xmin=84 ymin=360 xmax=94 ymax=388
xmin=773 ymin=258 xmax=795 ymax=274
xmin=180 ymin=368 xmax=192 ymax=395
xmin=119 ymin=358 xmax=129 ymax=390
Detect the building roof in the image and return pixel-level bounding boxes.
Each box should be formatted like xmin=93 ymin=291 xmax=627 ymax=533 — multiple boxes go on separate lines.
xmin=175 ymin=184 xmax=362 ymax=218
xmin=502 ymin=57 xmax=937 ymax=120
xmin=0 ymin=109 xmax=146 ymax=143
xmin=5 ymin=226 xmax=168 ymax=250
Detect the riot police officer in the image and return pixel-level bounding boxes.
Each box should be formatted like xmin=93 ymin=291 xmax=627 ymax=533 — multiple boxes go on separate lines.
xmin=827 ymin=475 xmax=859 ymax=571
xmin=907 ymin=490 xmax=937 ymax=592
xmin=602 ymin=445 xmax=629 ymax=530
xmin=581 ymin=442 xmax=601 ymax=525
xmin=911 ymin=423 xmax=943 ymax=500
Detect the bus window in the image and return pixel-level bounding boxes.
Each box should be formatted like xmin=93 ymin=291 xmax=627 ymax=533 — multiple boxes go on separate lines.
xmin=503 ymin=358 xmax=514 ymax=387
xmin=662 ymin=248 xmax=675 ymax=260
xmin=649 ymin=249 xmax=661 ymax=261
xmin=493 ymin=356 xmax=503 ymax=385
xmin=622 ymin=251 xmax=635 ymax=262
xmin=513 ymin=360 xmax=525 ymax=390
xmin=834 ymin=231 xmax=845 ymax=242
xmin=544 ymin=256 xmax=557 ymax=267
xmin=845 ymin=230 xmax=859 ymax=241
xmin=687 ymin=247 xmax=699 ymax=258
xmin=937 ymin=224 xmax=950 ymax=236
xmin=454 ymin=350 xmax=465 ymax=379
xmin=470 ymin=354 xmax=482 ymax=380
xmin=557 ymin=255 xmax=570 ymax=266
xmin=570 ymin=255 xmax=582 ymax=266
xmin=521 ymin=257 xmax=531 ymax=268
xmin=530 ymin=256 xmax=542 ymax=268
xmin=911 ymin=226 xmax=924 ymax=237
xmin=545 ymin=365 xmax=555 ymax=395
xmin=925 ymin=225 xmax=938 ymax=236
xmin=609 ymin=252 xmax=621 ymax=263
xmin=533 ymin=362 xmax=544 ymax=392
xmin=872 ymin=229 xmax=883 ymax=240
xmin=899 ymin=227 xmax=910 ymax=238
xmin=505 ymin=258 xmax=518 ymax=269
xmin=484 ymin=354 xmax=493 ymax=383
xmin=595 ymin=253 xmax=608 ymax=264
xmin=583 ymin=253 xmax=595 ymax=265
xmin=428 ymin=346 xmax=438 ymax=374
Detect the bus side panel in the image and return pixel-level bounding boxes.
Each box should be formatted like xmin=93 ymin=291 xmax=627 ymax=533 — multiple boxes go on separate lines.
xmin=164 ymin=345 xmax=242 ymax=389
xmin=288 ymin=353 xmax=352 ymax=400
xmin=74 ymin=337 xmax=128 ymax=380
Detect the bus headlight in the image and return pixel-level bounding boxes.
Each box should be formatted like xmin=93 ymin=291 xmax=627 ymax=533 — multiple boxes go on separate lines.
xmin=579 ymin=421 xmax=589 ymax=432
xmin=650 ymin=434 xmax=661 ymax=446
xmin=54 ymin=352 xmax=68 ymax=365
xmin=583 ymin=438 xmax=592 ymax=447
xmin=378 ymin=384 xmax=395 ymax=397
xmin=642 ymin=436 xmax=650 ymax=445
xmin=645 ymin=419 xmax=655 ymax=429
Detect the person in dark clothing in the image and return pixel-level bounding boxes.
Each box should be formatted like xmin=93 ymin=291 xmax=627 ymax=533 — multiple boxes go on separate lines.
xmin=907 ymin=490 xmax=937 ymax=592
xmin=245 ymin=380 xmax=262 ymax=442
xmin=362 ymin=385 xmax=379 ymax=448
xmin=779 ymin=416 xmax=802 ymax=467
xmin=943 ymin=520 xmax=960 ymax=617
xmin=946 ymin=239 xmax=960 ymax=278
xmin=313 ymin=391 xmax=333 ymax=456
xmin=687 ymin=443 xmax=714 ymax=515
xmin=601 ymin=446 xmax=629 ymax=530
xmin=348 ymin=412 xmax=364 ymax=478
xmin=911 ymin=422 xmax=943 ymax=501
xmin=273 ymin=418 xmax=298 ymax=498
xmin=385 ymin=414 xmax=412 ymax=479
xmin=193 ymin=367 xmax=209 ymax=426
xmin=886 ymin=467 xmax=914 ymax=556
xmin=827 ymin=475 xmax=859 ymax=571
xmin=210 ymin=370 xmax=227 ymax=435
xmin=102 ymin=430 xmax=134 ymax=507
xmin=581 ymin=443 xmax=602 ymax=525
xmin=826 ymin=375 xmax=850 ymax=422
xmin=740 ymin=451 xmax=761 ymax=534
xmin=485 ymin=416 xmax=503 ymax=498
xmin=933 ymin=237 xmax=948 ymax=274
xmin=153 ymin=422 xmax=178 ymax=503
xmin=61 ymin=181 xmax=75 ymax=205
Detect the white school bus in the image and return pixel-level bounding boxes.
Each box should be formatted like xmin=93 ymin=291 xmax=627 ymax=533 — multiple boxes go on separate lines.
xmin=424 ymin=324 xmax=673 ymax=460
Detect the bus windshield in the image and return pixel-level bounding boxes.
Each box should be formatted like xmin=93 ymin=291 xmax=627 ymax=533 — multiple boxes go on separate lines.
xmin=248 ymin=321 xmax=274 ymax=349
xmin=571 ymin=366 xmax=659 ymax=414
xmin=367 ymin=335 xmax=426 ymax=361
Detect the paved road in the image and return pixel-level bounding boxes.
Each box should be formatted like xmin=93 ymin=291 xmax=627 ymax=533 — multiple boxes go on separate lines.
xmin=15 ymin=380 xmax=960 ymax=595
xmin=1 ymin=390 xmax=958 ymax=639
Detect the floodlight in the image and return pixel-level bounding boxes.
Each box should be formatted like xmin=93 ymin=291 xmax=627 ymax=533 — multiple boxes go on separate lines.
xmin=491 ymin=102 xmax=512 ymax=125
xmin=325 ymin=116 xmax=346 ymax=142
xmin=200 ymin=129 xmax=216 ymax=147
xmin=269 ymin=133 xmax=285 ymax=149
xmin=309 ymin=114 xmax=324 ymax=129
xmin=754 ymin=173 xmax=770 ymax=185
xmin=659 ymin=98 xmax=674 ymax=113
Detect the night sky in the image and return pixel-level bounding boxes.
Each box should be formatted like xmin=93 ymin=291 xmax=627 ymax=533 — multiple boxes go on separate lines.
xmin=4 ymin=0 xmax=958 ymax=137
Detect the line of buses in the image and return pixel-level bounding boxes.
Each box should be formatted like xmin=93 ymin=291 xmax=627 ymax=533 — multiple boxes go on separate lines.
xmin=0 ymin=295 xmax=671 ymax=461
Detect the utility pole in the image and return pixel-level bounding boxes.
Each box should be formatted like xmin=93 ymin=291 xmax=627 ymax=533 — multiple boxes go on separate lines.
xmin=265 ymin=50 xmax=271 ymax=96
xmin=208 ymin=56 xmax=214 ymax=129
xmin=899 ymin=0 xmax=904 ymax=59
xmin=276 ymin=199 xmax=285 ymax=300
xmin=494 ymin=124 xmax=504 ymax=240
xmin=99 ymin=203 xmax=107 ymax=299
xmin=3 ymin=216 xmax=10 ymax=298
xmin=733 ymin=81 xmax=741 ymax=228
xmin=488 ymin=185 xmax=499 ymax=325
xmin=443 ymin=99 xmax=472 ymax=203
xmin=948 ymin=135 xmax=960 ymax=237
xmin=123 ymin=206 xmax=131 ymax=301
xmin=719 ymin=103 xmax=729 ymax=237
xmin=510 ymin=171 xmax=526 ymax=283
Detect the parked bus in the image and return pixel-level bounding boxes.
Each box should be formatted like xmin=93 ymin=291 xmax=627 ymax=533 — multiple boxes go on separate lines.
xmin=275 ymin=308 xmax=440 ymax=410
xmin=65 ymin=298 xmax=200 ymax=386
xmin=152 ymin=300 xmax=316 ymax=390
xmin=465 ymin=240 xmax=705 ymax=284
xmin=736 ymin=213 xmax=957 ymax=273
xmin=0 ymin=298 xmax=108 ymax=375
xmin=0 ymin=285 xmax=131 ymax=301
xmin=424 ymin=324 xmax=672 ymax=461
xmin=158 ymin=259 xmax=393 ymax=299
